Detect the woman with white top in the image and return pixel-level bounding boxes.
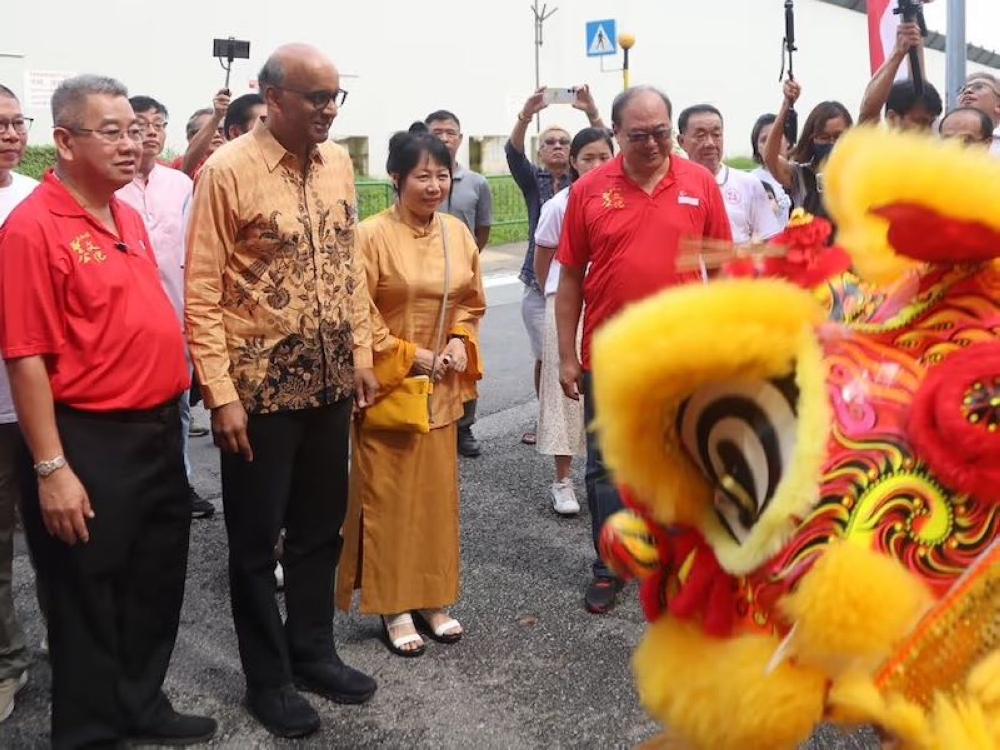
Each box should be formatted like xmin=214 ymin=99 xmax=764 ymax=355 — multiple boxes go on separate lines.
xmin=750 ymin=113 xmax=792 ymax=228
xmin=532 ymin=128 xmax=614 ymax=515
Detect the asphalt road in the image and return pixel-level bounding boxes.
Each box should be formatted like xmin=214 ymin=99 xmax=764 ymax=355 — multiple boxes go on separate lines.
xmin=0 ymin=249 xmax=879 ymax=749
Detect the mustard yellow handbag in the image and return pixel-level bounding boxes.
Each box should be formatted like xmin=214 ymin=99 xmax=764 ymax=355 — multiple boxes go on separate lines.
xmin=362 ymin=217 xmax=451 ymax=433
xmin=362 ymin=375 xmax=435 ymax=433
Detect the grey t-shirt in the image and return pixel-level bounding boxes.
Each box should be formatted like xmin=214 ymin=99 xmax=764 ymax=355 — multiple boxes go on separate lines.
xmin=444 ymin=165 xmax=493 ymax=239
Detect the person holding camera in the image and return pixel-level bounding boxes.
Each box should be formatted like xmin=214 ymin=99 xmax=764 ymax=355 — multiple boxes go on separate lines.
xmin=506 ymin=85 xmax=604 ymax=447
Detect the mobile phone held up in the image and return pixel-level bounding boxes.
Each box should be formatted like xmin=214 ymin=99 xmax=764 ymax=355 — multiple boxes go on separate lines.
xmin=542 ymin=87 xmax=578 ymax=106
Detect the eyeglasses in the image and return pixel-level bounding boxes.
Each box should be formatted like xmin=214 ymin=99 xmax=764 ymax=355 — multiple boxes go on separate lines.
xmin=543 ymin=137 xmax=570 ymax=147
xmin=276 ymin=86 xmax=348 ymax=109
xmin=958 ymin=80 xmax=1000 ymax=98
xmin=685 ymin=130 xmax=723 ymax=144
xmin=624 ymin=128 xmax=672 ymax=144
xmin=67 ymin=125 xmax=143 ymax=144
xmin=136 ymin=120 xmax=167 ymax=134
xmin=0 ymin=117 xmax=33 ymax=135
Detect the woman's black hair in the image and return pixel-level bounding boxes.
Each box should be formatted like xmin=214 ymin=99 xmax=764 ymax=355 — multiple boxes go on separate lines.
xmin=788 ymin=101 xmax=853 ymax=166
xmin=759 ymin=179 xmax=776 ymax=200
xmin=386 ymin=121 xmax=453 ymax=194
xmin=568 ymin=127 xmax=615 ymax=182
xmin=750 ymin=113 xmax=777 ymax=164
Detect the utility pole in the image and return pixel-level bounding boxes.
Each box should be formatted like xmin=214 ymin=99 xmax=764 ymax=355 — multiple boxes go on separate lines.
xmin=531 ymin=1 xmax=558 ymax=135
xmin=945 ymin=0 xmax=967 ymax=111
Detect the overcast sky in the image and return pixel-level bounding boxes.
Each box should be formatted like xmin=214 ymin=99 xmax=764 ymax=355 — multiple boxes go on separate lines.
xmin=922 ymin=1 xmax=1000 ymax=52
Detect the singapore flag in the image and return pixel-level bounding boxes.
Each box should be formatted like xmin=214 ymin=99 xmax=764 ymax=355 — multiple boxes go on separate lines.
xmin=868 ymin=0 xmax=901 ymax=74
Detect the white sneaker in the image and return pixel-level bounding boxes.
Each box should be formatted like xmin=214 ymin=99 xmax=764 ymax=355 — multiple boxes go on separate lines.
xmin=551 ymin=479 xmax=581 ymax=516
xmin=274 ymin=562 xmax=285 ymax=591
xmin=0 ymin=671 xmax=28 ymax=723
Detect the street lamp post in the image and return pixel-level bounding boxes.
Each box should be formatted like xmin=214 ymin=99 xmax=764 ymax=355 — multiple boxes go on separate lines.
xmin=619 ymin=33 xmax=636 ymax=91
xmin=531 ymin=1 xmax=558 ymax=135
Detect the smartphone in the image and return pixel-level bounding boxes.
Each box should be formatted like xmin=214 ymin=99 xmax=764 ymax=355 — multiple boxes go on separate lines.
xmin=542 ymin=87 xmax=578 ymax=105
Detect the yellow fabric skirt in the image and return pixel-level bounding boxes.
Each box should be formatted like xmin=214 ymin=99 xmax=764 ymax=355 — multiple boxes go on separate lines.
xmin=336 ymin=421 xmax=460 ymax=614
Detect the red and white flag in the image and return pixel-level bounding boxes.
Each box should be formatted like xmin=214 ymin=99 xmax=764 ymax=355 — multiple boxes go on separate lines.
xmin=867 ymin=0 xmax=900 ymax=74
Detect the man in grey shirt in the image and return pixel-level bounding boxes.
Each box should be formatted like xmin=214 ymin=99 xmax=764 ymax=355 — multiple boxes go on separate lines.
xmin=427 ymin=109 xmax=494 ymax=457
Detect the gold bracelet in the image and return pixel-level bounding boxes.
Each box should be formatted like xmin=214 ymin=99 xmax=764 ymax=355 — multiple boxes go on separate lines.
xmin=518 ymin=112 xmax=532 ymax=123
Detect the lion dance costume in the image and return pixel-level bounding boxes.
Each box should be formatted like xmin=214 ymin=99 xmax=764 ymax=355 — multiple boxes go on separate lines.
xmin=594 ymin=129 xmax=1000 ymax=749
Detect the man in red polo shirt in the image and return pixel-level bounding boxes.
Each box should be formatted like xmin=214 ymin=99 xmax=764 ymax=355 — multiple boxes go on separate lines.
xmin=556 ymin=85 xmax=732 ymax=614
xmin=0 ymin=74 xmax=216 ymax=749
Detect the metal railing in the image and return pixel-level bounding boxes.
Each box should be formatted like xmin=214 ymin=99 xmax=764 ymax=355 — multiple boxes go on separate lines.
xmin=356 ymin=176 xmax=528 ymax=246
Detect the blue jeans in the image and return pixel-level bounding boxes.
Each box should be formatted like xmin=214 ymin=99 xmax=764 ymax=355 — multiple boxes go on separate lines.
xmin=583 ymin=371 xmax=623 ymax=579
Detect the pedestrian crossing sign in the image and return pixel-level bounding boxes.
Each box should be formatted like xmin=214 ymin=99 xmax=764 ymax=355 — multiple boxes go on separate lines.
xmin=586 ymin=19 xmax=617 ymax=58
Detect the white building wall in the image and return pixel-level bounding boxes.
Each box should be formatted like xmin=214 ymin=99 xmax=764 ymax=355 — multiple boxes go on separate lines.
xmin=3 ymin=0 xmax=995 ymax=175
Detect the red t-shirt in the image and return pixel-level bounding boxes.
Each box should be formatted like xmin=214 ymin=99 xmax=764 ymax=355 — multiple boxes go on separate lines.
xmin=0 ymin=172 xmax=190 ymax=411
xmin=557 ymin=154 xmax=733 ymax=369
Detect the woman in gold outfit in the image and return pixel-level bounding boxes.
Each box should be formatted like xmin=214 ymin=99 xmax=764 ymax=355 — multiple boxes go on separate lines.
xmin=336 ymin=124 xmax=486 ymax=657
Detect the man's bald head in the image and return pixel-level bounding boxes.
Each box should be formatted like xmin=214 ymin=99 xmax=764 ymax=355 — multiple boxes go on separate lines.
xmin=258 ymin=43 xmax=343 ymax=153
xmin=258 ymin=44 xmax=338 ymax=94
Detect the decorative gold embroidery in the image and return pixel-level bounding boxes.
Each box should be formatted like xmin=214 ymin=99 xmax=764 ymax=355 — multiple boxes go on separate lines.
xmin=602 ymin=187 xmax=625 ymax=210
xmin=69 ymin=233 xmax=107 ymax=264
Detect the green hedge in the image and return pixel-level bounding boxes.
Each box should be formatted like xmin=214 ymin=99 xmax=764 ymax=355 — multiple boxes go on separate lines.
xmin=16 ymin=146 xmax=759 ymax=247
xmin=18 ymin=145 xmax=56 ymax=181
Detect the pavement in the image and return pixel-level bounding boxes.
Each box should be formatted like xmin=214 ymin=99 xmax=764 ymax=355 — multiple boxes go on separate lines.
xmin=0 ymin=240 xmax=879 ymax=748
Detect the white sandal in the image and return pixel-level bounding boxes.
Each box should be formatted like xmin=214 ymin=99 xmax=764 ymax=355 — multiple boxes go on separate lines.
xmin=414 ymin=609 xmax=463 ymax=644
xmin=382 ymin=613 xmax=426 ymax=658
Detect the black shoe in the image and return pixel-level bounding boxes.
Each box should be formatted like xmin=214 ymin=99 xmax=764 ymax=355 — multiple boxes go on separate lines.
xmin=457 ymin=427 xmax=481 ymax=458
xmin=293 ymin=658 xmax=377 ymax=705
xmin=189 ymin=486 xmax=215 ymax=519
xmin=246 ymin=684 xmax=320 ymax=739
xmin=584 ymin=576 xmax=623 ymax=615
xmin=129 ymin=708 xmax=218 ymax=746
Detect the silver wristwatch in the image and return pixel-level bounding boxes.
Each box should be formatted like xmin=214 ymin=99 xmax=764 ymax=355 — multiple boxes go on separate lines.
xmin=34 ymin=455 xmax=67 ymax=478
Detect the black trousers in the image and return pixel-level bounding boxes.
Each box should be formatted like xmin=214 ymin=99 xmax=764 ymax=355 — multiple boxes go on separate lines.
xmin=221 ymin=399 xmax=352 ymax=689
xmin=19 ymin=403 xmax=190 ymax=750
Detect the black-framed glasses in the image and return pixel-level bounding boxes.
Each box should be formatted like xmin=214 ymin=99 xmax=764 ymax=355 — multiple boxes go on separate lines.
xmin=276 ymin=86 xmax=348 ymax=109
xmin=66 ymin=125 xmax=143 ymax=144
xmin=0 ymin=117 xmax=33 ymax=135
xmin=624 ymin=127 xmax=672 ymax=144
xmin=137 ymin=119 xmax=168 ymax=134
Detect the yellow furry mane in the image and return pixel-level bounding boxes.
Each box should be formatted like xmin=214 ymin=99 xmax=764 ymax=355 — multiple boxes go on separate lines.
xmin=591 ymin=279 xmax=830 ymax=575
xmin=824 ymin=127 xmax=1000 ymax=285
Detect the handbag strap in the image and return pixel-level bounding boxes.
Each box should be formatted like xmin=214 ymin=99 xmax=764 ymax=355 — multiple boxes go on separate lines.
xmin=430 ymin=215 xmax=452 ymax=355
xmin=427 ymin=216 xmax=452 ymax=413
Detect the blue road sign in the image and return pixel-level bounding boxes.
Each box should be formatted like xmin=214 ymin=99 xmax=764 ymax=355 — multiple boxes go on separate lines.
xmin=585 ymin=19 xmax=617 ymax=58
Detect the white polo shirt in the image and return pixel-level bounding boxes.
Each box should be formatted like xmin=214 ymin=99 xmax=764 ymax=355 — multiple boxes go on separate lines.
xmin=715 ymin=165 xmax=781 ymax=244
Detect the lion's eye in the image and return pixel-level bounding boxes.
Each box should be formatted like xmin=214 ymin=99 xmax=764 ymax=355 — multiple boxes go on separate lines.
xmin=676 ymin=373 xmax=800 ymax=544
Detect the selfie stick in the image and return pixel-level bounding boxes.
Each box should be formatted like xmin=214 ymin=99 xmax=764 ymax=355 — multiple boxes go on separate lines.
xmin=214 ymin=37 xmax=251 ymax=92
xmin=619 ymin=33 xmax=635 ymax=91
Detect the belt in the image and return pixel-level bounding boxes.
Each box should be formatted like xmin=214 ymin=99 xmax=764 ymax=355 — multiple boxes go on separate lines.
xmin=55 ymin=399 xmax=180 ymax=424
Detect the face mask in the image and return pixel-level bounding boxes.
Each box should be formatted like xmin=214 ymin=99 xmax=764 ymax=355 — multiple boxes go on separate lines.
xmin=812 ymin=142 xmax=834 ymax=163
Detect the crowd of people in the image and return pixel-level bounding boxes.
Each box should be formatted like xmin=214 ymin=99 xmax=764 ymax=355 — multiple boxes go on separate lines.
xmin=0 ymin=20 xmax=997 ymax=747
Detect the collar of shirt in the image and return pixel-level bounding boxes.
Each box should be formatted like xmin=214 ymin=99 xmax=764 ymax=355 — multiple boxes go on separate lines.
xmin=41 ymin=170 xmax=129 ymax=222
xmin=253 ymin=124 xmax=327 ymax=173
xmin=452 ymin=163 xmax=467 ymax=181
xmin=604 ymin=153 xmax=678 ymax=195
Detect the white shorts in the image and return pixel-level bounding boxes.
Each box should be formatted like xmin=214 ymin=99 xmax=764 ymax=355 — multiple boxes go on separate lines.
xmin=521 ymin=284 xmax=546 ymax=361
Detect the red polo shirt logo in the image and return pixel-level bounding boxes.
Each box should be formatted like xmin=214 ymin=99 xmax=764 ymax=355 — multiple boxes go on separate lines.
xmin=69 ymin=233 xmax=108 ymax=264
xmin=602 ymin=187 xmax=626 ymax=210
